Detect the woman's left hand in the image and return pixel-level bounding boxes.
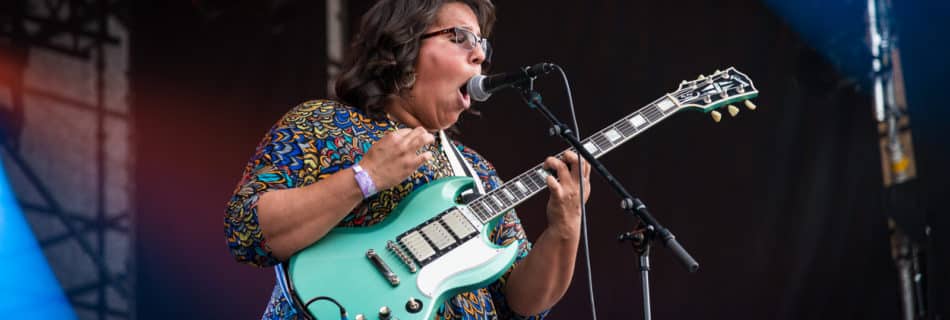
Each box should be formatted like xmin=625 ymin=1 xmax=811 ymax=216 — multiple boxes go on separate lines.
xmin=542 ymin=150 xmax=592 ymax=237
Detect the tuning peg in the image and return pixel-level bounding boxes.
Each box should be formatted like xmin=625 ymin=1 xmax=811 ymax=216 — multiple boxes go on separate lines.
xmin=744 ymin=100 xmax=757 ymax=110
xmin=714 ymin=69 xmax=722 ymax=74
xmin=697 ymin=74 xmax=705 ymax=80
xmin=728 ymin=105 xmax=739 ymax=116
xmin=680 ymin=80 xmax=688 ymax=86
xmin=711 ymin=110 xmax=722 ymax=123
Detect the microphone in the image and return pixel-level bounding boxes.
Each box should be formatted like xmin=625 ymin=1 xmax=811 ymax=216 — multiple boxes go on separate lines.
xmin=466 ymin=62 xmax=555 ymax=102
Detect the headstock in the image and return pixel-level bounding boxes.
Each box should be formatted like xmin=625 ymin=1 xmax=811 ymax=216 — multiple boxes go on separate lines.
xmin=670 ymin=67 xmax=759 ymax=122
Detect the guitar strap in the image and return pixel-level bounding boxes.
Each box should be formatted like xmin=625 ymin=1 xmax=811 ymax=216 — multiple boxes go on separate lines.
xmin=439 ymin=130 xmax=485 ymax=196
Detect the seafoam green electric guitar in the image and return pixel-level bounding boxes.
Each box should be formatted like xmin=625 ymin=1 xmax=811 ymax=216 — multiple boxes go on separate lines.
xmin=281 ymin=67 xmax=759 ymax=319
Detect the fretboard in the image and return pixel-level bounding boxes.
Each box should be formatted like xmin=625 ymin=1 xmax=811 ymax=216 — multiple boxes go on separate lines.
xmin=466 ymin=94 xmax=682 ymax=224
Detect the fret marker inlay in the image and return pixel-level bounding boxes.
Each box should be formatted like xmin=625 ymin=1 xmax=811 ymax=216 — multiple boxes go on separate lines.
xmin=479 ymin=202 xmax=494 ymax=215
xmin=514 ymin=181 xmax=528 ymax=193
xmin=501 ymin=189 xmax=514 ymax=201
xmin=583 ymin=142 xmax=599 ymax=154
xmin=657 ymin=98 xmax=675 ymax=111
xmin=604 ymin=129 xmax=622 ymax=142
xmin=535 ymin=169 xmax=550 ymax=180
xmin=490 ymin=195 xmax=504 ymax=209
xmin=630 ymin=115 xmax=647 ymax=128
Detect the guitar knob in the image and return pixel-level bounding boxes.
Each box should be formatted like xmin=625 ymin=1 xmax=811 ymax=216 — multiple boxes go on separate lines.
xmin=711 ymin=111 xmax=722 ymax=123
xmin=355 ymin=314 xmax=366 ymax=320
xmin=728 ymin=105 xmax=739 ymax=117
xmin=406 ymin=297 xmax=423 ymax=313
xmin=744 ymin=100 xmax=757 ymax=110
xmin=379 ymin=306 xmax=392 ymax=320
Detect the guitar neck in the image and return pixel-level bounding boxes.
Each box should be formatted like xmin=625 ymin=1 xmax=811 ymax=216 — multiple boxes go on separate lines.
xmin=466 ymin=94 xmax=682 ymax=224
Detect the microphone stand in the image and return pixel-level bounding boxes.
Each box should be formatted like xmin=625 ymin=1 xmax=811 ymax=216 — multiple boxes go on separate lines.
xmin=515 ymin=80 xmax=699 ymax=320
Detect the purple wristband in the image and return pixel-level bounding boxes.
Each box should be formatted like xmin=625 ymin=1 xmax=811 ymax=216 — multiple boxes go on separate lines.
xmin=351 ymin=164 xmax=377 ymax=198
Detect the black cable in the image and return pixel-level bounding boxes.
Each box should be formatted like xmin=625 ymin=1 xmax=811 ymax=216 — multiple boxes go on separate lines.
xmin=554 ymin=64 xmax=598 ymax=320
xmin=303 ymin=296 xmax=348 ymax=320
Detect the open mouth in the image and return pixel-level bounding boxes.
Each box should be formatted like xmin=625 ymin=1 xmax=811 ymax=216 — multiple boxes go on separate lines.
xmin=458 ymin=82 xmax=471 ymax=108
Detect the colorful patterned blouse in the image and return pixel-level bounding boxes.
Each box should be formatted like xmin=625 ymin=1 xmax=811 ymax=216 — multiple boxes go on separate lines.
xmin=225 ymin=100 xmax=549 ymax=319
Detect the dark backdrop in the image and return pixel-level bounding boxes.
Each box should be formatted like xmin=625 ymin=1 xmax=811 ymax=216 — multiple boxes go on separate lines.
xmin=133 ymin=0 xmax=946 ymax=319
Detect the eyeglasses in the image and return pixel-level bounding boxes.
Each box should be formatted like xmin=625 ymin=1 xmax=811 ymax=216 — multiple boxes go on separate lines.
xmin=421 ymin=27 xmax=492 ymax=64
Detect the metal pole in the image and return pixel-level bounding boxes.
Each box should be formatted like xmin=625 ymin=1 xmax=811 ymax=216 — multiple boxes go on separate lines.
xmin=326 ymin=0 xmax=344 ymax=95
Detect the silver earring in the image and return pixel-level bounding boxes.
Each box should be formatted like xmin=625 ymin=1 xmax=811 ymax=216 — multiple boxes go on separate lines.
xmin=402 ymin=72 xmax=416 ymax=89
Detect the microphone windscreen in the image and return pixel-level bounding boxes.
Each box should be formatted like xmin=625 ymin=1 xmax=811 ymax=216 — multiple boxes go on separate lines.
xmin=467 ymin=75 xmax=491 ymax=102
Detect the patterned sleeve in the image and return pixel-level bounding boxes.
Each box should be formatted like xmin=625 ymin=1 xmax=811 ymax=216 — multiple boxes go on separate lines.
xmin=224 ymin=102 xmax=327 ymax=267
xmin=458 ymin=144 xmax=551 ymax=320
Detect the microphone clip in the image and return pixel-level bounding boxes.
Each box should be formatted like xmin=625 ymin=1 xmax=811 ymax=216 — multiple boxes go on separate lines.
xmin=514 ymin=65 xmax=537 ymax=92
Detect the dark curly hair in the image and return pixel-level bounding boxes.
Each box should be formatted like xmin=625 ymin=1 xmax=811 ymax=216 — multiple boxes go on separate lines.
xmin=333 ymin=0 xmax=495 ymax=120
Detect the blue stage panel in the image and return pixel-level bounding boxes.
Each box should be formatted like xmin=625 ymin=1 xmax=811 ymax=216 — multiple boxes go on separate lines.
xmin=0 ymin=159 xmax=76 ymax=319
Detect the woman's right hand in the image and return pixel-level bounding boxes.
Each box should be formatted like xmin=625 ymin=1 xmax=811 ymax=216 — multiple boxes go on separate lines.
xmin=359 ymin=127 xmax=435 ymax=190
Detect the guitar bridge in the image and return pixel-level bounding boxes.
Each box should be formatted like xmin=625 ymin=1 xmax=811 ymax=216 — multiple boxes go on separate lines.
xmin=387 ymin=240 xmax=418 ymax=273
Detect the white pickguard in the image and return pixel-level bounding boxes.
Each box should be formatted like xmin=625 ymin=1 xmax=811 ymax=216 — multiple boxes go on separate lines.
xmin=416 ymin=237 xmax=503 ymax=297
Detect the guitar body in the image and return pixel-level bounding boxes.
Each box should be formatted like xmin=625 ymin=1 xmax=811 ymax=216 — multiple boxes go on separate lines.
xmin=286 ymin=176 xmax=522 ymax=319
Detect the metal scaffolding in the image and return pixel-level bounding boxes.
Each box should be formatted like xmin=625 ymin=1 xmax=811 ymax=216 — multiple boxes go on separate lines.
xmin=0 ymin=0 xmax=132 ymax=319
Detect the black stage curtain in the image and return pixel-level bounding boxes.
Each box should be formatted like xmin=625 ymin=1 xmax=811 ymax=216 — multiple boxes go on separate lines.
xmin=464 ymin=2 xmax=899 ymax=318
